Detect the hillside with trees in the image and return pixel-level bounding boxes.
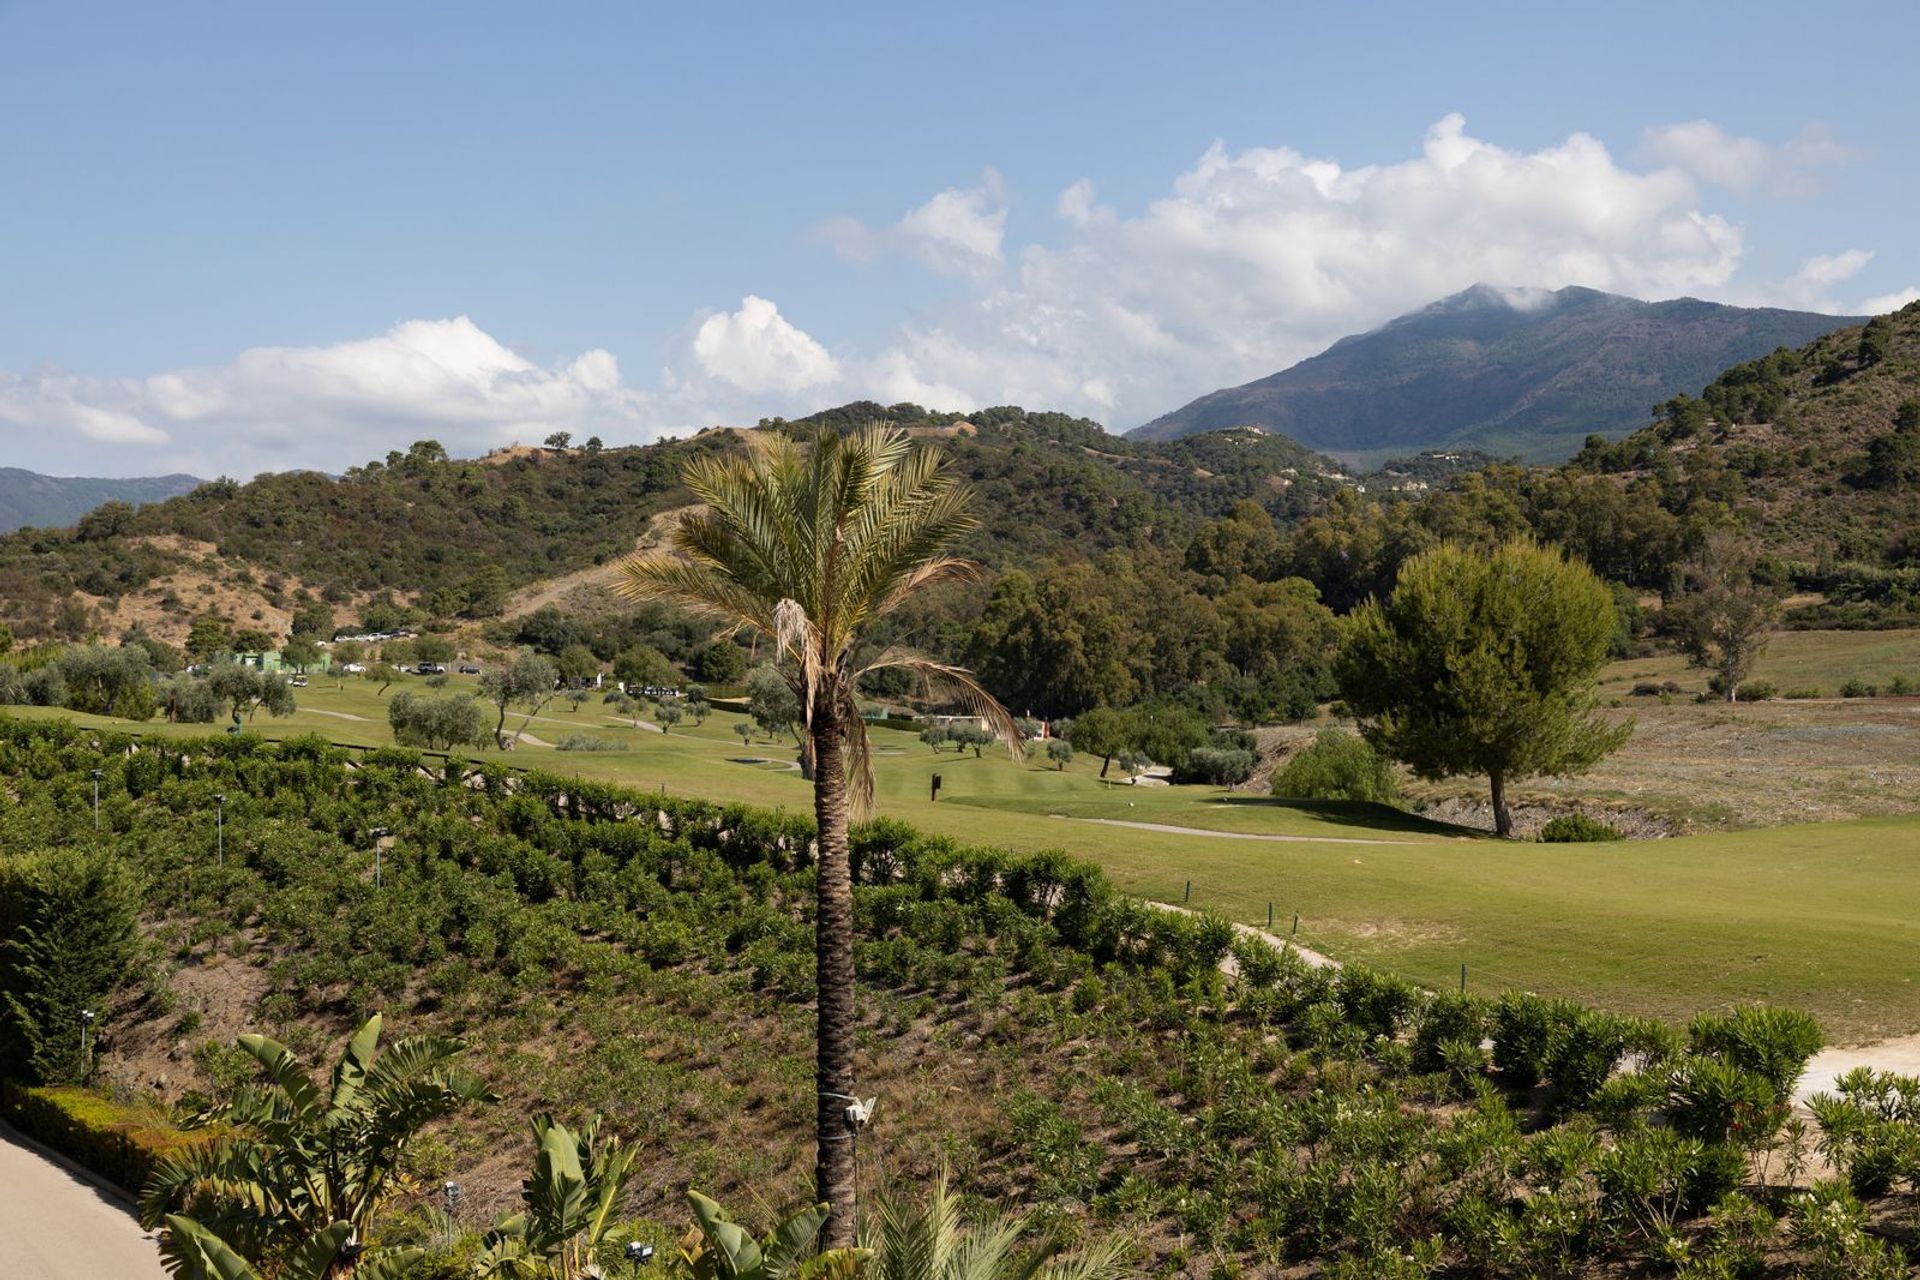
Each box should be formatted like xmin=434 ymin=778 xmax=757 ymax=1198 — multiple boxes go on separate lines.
xmin=1572 ymin=299 xmax=1920 ymax=625
xmin=0 ymin=467 xmax=202 ymax=533
xmin=5 ymin=304 xmax=1918 ymax=716
xmin=0 ymin=410 xmax=1352 ymax=650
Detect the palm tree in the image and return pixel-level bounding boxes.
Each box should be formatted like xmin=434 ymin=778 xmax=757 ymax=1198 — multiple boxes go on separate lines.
xmin=612 ymin=424 xmax=1019 ymax=1247
xmin=142 ymin=1014 xmax=495 ymax=1276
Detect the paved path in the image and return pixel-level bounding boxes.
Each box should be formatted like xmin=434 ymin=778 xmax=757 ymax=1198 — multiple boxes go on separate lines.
xmin=0 ymin=1125 xmax=165 ymax=1279
xmin=1078 ymin=816 xmax=1416 ymax=846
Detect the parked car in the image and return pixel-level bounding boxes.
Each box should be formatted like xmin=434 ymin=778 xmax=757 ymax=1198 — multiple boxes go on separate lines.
xmin=342 ymin=662 xmax=366 ymax=674
xmin=458 ymin=664 xmax=481 ymax=675
xmin=288 ymin=675 xmax=309 ymax=687
xmin=414 ymin=662 xmax=447 ymax=675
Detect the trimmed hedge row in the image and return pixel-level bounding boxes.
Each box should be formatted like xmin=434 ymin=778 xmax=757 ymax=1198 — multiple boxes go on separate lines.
xmin=0 ymin=1080 xmax=205 ymax=1195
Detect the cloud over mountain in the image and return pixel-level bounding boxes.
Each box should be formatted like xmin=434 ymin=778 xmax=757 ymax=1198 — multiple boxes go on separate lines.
xmin=3 ymin=115 xmax=1910 ymax=474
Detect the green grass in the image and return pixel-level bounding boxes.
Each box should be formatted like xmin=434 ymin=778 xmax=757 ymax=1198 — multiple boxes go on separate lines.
xmin=20 ymin=675 xmax=1920 ymax=1041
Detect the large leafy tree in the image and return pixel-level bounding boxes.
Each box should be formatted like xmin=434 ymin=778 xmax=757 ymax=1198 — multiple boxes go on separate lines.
xmin=1335 ymin=540 xmax=1630 ymax=837
xmin=612 ymin=424 xmax=1017 ymax=1247
xmin=142 ymin=1014 xmax=494 ymax=1276
xmin=1664 ymin=534 xmax=1780 ymax=702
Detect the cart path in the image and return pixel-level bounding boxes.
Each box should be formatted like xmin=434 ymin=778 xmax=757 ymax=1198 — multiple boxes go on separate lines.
xmin=0 ymin=1125 xmax=166 ymax=1279
xmin=1795 ymin=1031 xmax=1920 ymax=1103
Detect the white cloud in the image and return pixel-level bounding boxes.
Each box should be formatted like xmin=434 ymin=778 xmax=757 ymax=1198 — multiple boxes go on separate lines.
xmin=6 ymin=114 xmax=1909 ymax=475
xmin=833 ymin=114 xmax=1758 ymax=427
xmin=1773 ymin=250 xmax=1875 ymax=310
xmin=818 ymin=169 xmax=1007 ymax=279
xmin=0 ymin=317 xmax=686 ymax=478
xmin=1640 ymin=121 xmax=1855 ymax=196
xmin=692 ymin=295 xmax=839 ymax=395
xmin=1861 ymin=287 xmax=1920 ymax=315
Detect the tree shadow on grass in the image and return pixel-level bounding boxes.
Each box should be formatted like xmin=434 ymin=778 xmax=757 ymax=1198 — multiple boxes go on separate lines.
xmin=1198 ymin=795 xmax=1490 ymax=838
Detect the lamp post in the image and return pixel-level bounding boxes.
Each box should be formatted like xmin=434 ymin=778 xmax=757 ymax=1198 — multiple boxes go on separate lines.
xmin=369 ymin=827 xmax=390 ymax=889
xmin=214 ymin=794 xmax=226 ymax=868
xmin=443 ymin=1181 xmax=462 ymax=1250
xmin=80 ymin=1008 xmax=96 ymax=1081
xmin=90 ymin=769 xmax=103 ymax=832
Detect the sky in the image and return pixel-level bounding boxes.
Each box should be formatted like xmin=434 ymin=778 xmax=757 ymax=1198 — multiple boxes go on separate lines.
xmin=3 ymin=0 xmax=1918 ymax=479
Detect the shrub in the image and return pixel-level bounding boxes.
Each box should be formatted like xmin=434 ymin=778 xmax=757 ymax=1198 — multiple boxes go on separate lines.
xmin=1839 ymin=678 xmax=1877 ymax=698
xmin=1787 ymin=1181 xmax=1910 ymax=1279
xmin=1412 ymin=992 xmax=1489 ymax=1074
xmin=1272 ymin=729 xmax=1401 ymax=806
xmin=1178 ymin=747 xmax=1257 ymax=787
xmin=1669 ymin=1055 xmax=1783 ymax=1143
xmin=1687 ymin=1006 xmax=1824 ymax=1101
xmin=1336 ymin=967 xmax=1421 ymax=1040
xmin=1736 ymin=680 xmax=1776 ymax=701
xmin=1540 ymin=814 xmax=1622 ymax=843
xmin=556 ymin=734 xmax=624 ymax=752
xmin=1494 ymin=991 xmax=1577 ymax=1086
xmin=1783 ymin=686 xmax=1823 ymax=699
xmin=1545 ymin=1007 xmax=1634 ymax=1112
xmin=1889 ymin=675 xmax=1915 ymax=697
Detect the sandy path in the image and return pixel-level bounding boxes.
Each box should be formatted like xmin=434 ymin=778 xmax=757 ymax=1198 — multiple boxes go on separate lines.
xmin=1795 ymin=1032 xmax=1920 ymax=1102
xmin=0 ymin=1125 xmax=166 ymax=1279
xmin=1153 ymin=900 xmax=1338 ymax=970
xmin=306 ymin=709 xmax=371 ymax=722
xmin=1077 ymin=816 xmax=1417 ymax=846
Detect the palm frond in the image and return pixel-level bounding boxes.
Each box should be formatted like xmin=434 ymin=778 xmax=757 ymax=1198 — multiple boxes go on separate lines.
xmin=858 ymin=648 xmax=1025 ymax=762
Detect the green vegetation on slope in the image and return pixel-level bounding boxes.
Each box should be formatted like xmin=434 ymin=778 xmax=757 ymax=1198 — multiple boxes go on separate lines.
xmin=10 ymin=718 xmax=1917 ymax=1278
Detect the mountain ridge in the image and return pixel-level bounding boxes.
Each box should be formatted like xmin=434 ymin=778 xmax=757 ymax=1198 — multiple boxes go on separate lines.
xmin=0 ymin=467 xmax=203 ymax=534
xmin=1129 ymin=285 xmax=1864 ymax=461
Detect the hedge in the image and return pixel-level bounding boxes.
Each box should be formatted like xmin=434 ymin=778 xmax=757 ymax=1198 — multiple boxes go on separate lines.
xmin=0 ymin=1080 xmax=204 ymax=1195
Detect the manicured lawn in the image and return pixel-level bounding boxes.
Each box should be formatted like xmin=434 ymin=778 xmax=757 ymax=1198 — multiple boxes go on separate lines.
xmin=21 ymin=678 xmax=1920 ymax=1041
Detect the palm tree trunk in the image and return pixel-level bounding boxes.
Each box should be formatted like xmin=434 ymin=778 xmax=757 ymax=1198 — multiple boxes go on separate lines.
xmin=810 ymin=704 xmax=858 ymax=1249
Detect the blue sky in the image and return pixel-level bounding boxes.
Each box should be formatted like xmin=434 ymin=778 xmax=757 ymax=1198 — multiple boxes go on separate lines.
xmin=3 ymin=0 xmax=1916 ymax=476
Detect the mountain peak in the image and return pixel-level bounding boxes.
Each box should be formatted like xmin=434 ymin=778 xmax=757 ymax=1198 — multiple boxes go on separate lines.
xmin=1129 ymin=289 xmax=1862 ymax=461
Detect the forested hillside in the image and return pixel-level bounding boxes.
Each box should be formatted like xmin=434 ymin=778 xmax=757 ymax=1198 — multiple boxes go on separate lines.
xmin=0 ymin=407 xmax=1351 ymax=647
xmin=1572 ymin=300 xmax=1920 ymax=579
xmin=0 ymin=467 xmax=201 ymax=533
xmin=5 ymin=301 xmax=1918 ymax=706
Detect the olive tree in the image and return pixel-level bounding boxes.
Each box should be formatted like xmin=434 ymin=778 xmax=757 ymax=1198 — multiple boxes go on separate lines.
xmin=1335 ymin=540 xmax=1631 ymax=837
xmin=479 ymin=653 xmax=559 ymax=748
xmin=1665 ymin=534 xmax=1779 ymax=702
